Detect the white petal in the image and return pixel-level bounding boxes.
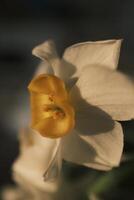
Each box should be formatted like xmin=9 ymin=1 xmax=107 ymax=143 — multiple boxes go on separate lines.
xmin=61 ymin=107 xmax=123 ymax=171
xmin=62 ymin=39 xmax=122 ymax=79
xmin=32 ymin=40 xmax=58 ymax=62
xmin=1 ymin=186 xmax=54 ymax=200
xmin=34 ymin=61 xmax=54 ymax=76
xmin=70 ymin=65 xmax=134 ymax=121
xmin=1 ymin=187 xmax=25 ymax=200
xmin=32 ymin=40 xmax=61 ymax=76
xmin=13 ymin=128 xmax=60 ymax=193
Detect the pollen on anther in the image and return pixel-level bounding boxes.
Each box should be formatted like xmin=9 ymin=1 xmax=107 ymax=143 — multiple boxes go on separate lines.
xmin=48 ymin=95 xmax=54 ymax=102
xmin=53 ymin=111 xmax=65 ymax=119
xmin=49 ymin=97 xmax=53 ymax=102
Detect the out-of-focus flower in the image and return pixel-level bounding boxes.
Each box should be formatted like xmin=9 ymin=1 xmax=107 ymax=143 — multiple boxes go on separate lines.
xmin=12 ymin=128 xmax=59 ymax=200
xmin=12 ymin=39 xmax=134 ymax=199
xmin=2 ymin=186 xmax=24 ymax=200
xmin=13 ymin=128 xmax=61 ymax=200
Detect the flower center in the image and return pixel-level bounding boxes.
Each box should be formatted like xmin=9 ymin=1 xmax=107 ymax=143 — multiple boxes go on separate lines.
xmin=28 ymin=74 xmax=75 ymax=138
xmin=43 ymin=103 xmax=65 ymax=119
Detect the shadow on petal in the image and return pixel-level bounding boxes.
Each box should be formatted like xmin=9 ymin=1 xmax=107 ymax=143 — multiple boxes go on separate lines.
xmin=61 ymin=130 xmax=97 ymax=164
xmin=61 ymin=86 xmax=123 ymax=170
xmin=61 ymin=121 xmax=123 ymax=171
xmin=61 ymin=129 xmax=112 ymax=171
xmin=70 ymin=86 xmax=115 ymax=135
xmin=75 ymin=104 xmax=115 ymax=135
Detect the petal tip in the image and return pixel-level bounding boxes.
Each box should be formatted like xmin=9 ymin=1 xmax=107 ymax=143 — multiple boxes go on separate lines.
xmin=32 ymin=40 xmax=57 ymax=61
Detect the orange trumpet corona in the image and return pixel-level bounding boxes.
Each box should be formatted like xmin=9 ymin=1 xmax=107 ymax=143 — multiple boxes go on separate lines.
xmin=28 ymin=74 xmax=75 ymax=138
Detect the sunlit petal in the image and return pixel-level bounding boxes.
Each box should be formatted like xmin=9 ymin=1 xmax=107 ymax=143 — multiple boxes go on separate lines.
xmin=32 ymin=40 xmax=58 ymax=62
xmin=32 ymin=40 xmax=61 ymax=76
xmin=70 ymin=65 xmax=134 ymax=121
xmin=62 ymin=39 xmax=122 ymax=79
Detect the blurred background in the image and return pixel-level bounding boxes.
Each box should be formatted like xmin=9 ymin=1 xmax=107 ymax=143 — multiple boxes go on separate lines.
xmin=0 ymin=0 xmax=134 ymax=199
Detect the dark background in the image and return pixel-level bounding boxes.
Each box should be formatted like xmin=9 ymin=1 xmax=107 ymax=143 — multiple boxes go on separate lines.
xmin=0 ymin=0 xmax=134 ymax=199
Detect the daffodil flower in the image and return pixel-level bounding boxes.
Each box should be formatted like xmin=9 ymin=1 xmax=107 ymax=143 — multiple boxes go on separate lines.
xmin=13 ymin=39 xmax=134 ymax=198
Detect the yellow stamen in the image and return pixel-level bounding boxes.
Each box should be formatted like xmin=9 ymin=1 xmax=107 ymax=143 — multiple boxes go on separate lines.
xmin=43 ymin=104 xmax=65 ymax=119
xmin=28 ymin=74 xmax=75 ymax=138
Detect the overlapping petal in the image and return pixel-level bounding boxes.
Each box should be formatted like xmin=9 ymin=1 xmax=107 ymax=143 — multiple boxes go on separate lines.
xmin=61 ymin=39 xmax=122 ymax=79
xmin=32 ymin=40 xmax=74 ymax=87
xmin=32 ymin=39 xmax=122 ymax=89
xmin=32 ymin=40 xmax=61 ymax=77
xmin=70 ymin=65 xmax=134 ymax=121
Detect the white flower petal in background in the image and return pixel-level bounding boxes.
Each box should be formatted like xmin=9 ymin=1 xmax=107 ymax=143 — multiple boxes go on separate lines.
xmin=2 ymin=186 xmax=26 ymax=200
xmin=70 ymin=65 xmax=134 ymax=121
xmin=2 ymin=185 xmax=55 ymax=200
xmin=12 ymin=128 xmax=61 ymax=199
